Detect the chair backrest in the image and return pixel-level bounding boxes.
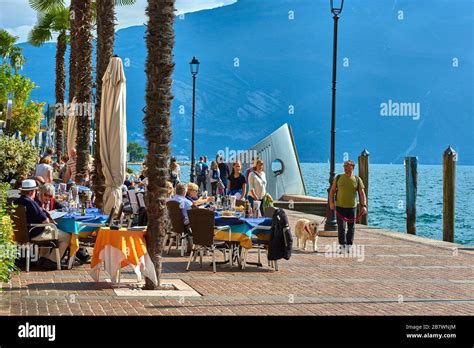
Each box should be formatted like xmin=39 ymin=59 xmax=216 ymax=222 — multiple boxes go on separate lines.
xmin=105 ymin=206 xmax=116 ymax=226
xmin=9 ymin=205 xmax=29 ymax=244
xmin=235 ymin=199 xmax=246 ymax=208
xmin=166 ymin=200 xmax=186 ymax=234
xmin=137 ymin=192 xmax=146 ymax=209
xmin=127 ymin=190 xmax=139 ymax=214
xmin=187 ymin=208 xmax=215 ymax=247
xmin=264 ymin=206 xmax=276 ymax=218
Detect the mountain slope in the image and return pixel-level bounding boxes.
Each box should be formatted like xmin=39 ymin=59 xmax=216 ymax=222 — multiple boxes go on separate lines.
xmin=19 ymin=0 xmax=474 ymax=164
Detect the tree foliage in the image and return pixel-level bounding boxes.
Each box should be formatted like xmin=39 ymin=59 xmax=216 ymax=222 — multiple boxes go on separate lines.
xmin=0 ymin=182 xmax=18 ymax=283
xmin=0 ymin=137 xmax=38 ymax=183
xmin=127 ymin=141 xmax=145 ymax=162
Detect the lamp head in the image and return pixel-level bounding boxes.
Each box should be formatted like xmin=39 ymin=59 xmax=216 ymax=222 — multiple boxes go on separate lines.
xmin=330 ymin=0 xmax=344 ymax=16
xmin=189 ymin=56 xmax=200 ymax=76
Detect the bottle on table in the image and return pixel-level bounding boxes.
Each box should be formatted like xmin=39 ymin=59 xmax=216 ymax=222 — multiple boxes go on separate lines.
xmin=245 ymin=200 xmax=251 ymax=218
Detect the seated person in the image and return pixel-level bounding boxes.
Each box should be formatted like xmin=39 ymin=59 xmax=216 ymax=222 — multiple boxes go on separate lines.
xmin=14 ymin=180 xmax=71 ymax=270
xmin=165 ymin=180 xmax=174 ymax=199
xmin=139 ymin=169 xmax=148 ymax=188
xmin=170 ymin=183 xmax=193 ymax=226
xmin=35 ymin=183 xmax=63 ymax=211
xmin=124 ymin=174 xmax=133 ymax=189
xmin=185 ymin=182 xmax=214 ymax=206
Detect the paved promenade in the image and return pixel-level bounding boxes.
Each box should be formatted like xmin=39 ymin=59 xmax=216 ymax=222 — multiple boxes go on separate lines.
xmin=1 ymin=210 xmax=473 ymax=316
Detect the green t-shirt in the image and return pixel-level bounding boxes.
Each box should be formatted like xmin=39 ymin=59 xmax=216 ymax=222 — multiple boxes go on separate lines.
xmin=335 ymin=174 xmax=364 ymax=208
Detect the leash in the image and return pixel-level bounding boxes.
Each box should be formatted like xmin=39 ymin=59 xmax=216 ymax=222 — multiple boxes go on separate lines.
xmin=335 ymin=209 xmax=365 ymax=223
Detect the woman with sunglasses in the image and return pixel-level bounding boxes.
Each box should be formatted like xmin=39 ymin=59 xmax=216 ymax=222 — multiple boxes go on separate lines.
xmin=35 ymin=184 xmax=63 ymax=211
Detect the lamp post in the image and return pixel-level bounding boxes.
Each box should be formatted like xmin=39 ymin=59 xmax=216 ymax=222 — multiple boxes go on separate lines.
xmin=189 ymin=56 xmax=200 ymax=183
xmin=324 ymin=0 xmax=344 ymax=232
xmin=91 ymin=82 xmax=96 ymax=155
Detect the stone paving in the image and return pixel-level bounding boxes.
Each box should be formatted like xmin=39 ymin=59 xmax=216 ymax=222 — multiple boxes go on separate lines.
xmin=1 ymin=210 xmax=473 ymax=316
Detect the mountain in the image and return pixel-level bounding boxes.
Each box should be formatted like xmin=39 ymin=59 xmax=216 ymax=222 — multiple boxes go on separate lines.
xmin=18 ymin=0 xmax=474 ymax=164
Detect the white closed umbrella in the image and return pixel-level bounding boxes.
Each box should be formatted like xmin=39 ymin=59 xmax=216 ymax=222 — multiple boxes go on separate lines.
xmin=67 ymin=98 xmax=77 ymax=156
xmin=100 ymin=56 xmax=127 ymax=214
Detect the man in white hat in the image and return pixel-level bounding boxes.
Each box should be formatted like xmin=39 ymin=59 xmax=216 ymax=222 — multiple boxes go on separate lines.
xmin=14 ymin=179 xmax=71 ymax=270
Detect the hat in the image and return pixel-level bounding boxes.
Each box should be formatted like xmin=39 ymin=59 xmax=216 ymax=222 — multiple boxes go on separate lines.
xmin=20 ymin=179 xmax=39 ymax=192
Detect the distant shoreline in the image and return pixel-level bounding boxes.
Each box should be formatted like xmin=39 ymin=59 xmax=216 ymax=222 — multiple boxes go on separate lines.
xmin=127 ymin=162 xmax=474 ymax=167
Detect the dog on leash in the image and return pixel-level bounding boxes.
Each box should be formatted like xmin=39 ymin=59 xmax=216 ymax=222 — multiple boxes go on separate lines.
xmin=294 ymin=218 xmax=319 ymax=252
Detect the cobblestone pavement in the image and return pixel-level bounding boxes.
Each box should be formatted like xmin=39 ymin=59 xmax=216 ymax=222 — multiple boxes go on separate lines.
xmin=1 ymin=212 xmax=473 ymax=316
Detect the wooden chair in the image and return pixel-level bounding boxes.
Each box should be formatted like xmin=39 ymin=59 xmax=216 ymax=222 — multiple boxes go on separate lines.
xmin=123 ymin=190 xmax=140 ymax=227
xmin=165 ymin=200 xmax=189 ymax=256
xmin=186 ymin=208 xmax=230 ymax=273
xmin=10 ymin=205 xmax=61 ymax=272
xmin=136 ymin=192 xmax=146 ymax=209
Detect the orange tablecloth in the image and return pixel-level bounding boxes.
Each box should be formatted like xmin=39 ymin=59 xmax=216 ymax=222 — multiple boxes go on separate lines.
xmin=90 ymin=227 xmax=157 ymax=285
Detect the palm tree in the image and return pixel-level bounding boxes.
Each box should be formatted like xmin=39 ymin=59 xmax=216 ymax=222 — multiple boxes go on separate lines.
xmin=71 ymin=0 xmax=93 ymax=179
xmin=28 ymin=5 xmax=69 ymax=161
xmin=0 ymin=30 xmax=25 ymax=117
xmin=0 ymin=29 xmax=25 ymax=73
xmin=143 ymin=0 xmax=176 ymax=290
xmin=92 ymin=0 xmax=136 ymax=208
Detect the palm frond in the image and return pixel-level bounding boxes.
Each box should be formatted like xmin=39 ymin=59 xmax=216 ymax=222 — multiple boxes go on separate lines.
xmin=28 ymin=25 xmax=53 ymax=46
xmin=28 ymin=0 xmax=65 ymax=12
xmin=114 ymin=0 xmax=137 ymax=6
xmin=28 ymin=12 xmax=55 ymax=46
xmin=50 ymin=7 xmax=70 ymax=32
xmin=0 ymin=29 xmax=19 ymax=59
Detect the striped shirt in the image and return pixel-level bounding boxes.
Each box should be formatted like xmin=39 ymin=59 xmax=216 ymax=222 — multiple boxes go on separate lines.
xmin=67 ymin=157 xmax=77 ymax=182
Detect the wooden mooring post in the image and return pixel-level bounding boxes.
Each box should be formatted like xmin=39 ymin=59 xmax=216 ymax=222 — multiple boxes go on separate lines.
xmin=358 ymin=149 xmax=369 ymax=225
xmin=443 ymin=146 xmax=456 ymax=242
xmin=405 ymin=156 xmax=417 ymax=235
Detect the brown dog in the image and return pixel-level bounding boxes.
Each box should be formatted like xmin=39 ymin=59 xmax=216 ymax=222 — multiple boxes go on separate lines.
xmin=294 ymin=218 xmax=319 ymax=252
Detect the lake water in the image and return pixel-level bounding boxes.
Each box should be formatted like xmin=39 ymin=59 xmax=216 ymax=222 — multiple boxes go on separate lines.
xmin=128 ymin=163 xmax=473 ymax=246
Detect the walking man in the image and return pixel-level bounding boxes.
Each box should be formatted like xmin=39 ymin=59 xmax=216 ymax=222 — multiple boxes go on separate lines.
xmin=329 ymin=160 xmax=367 ymax=252
xmin=195 ymin=156 xmax=209 ymax=192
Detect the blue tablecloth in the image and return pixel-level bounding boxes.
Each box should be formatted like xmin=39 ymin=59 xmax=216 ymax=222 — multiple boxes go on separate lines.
xmin=57 ymin=208 xmax=109 ymax=234
xmin=213 ymin=216 xmax=272 ymax=248
xmin=214 ymin=216 xmax=272 ymax=235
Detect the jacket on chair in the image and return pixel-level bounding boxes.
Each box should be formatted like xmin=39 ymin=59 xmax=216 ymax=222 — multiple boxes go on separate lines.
xmin=268 ymin=208 xmax=292 ymax=261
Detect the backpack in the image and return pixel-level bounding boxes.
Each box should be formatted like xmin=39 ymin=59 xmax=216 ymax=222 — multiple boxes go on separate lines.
xmin=195 ymin=162 xmax=203 ymax=176
xmin=197 ymin=162 xmax=208 ymax=177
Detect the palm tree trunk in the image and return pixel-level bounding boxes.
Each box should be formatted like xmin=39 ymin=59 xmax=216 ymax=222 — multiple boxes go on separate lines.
xmin=144 ymin=0 xmax=176 ymax=290
xmin=67 ymin=0 xmax=77 ymax=159
xmin=68 ymin=0 xmax=77 ymax=104
xmin=55 ymin=30 xmax=67 ymax=161
xmin=73 ymin=0 xmax=93 ymax=179
xmin=92 ymin=0 xmax=115 ymax=208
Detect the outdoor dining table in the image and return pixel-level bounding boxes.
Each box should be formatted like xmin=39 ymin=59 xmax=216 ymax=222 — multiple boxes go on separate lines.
xmin=54 ymin=208 xmax=109 ymax=264
xmin=90 ymin=227 xmax=157 ymax=287
xmin=214 ymin=214 xmax=272 ymax=267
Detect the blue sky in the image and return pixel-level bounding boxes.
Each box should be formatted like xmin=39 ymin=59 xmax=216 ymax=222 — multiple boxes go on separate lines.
xmin=0 ymin=0 xmax=237 ymax=43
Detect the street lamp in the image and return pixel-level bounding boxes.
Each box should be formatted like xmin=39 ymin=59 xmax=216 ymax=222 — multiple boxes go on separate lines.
xmin=324 ymin=0 xmax=344 ymax=232
xmin=189 ymin=56 xmax=200 ymax=183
